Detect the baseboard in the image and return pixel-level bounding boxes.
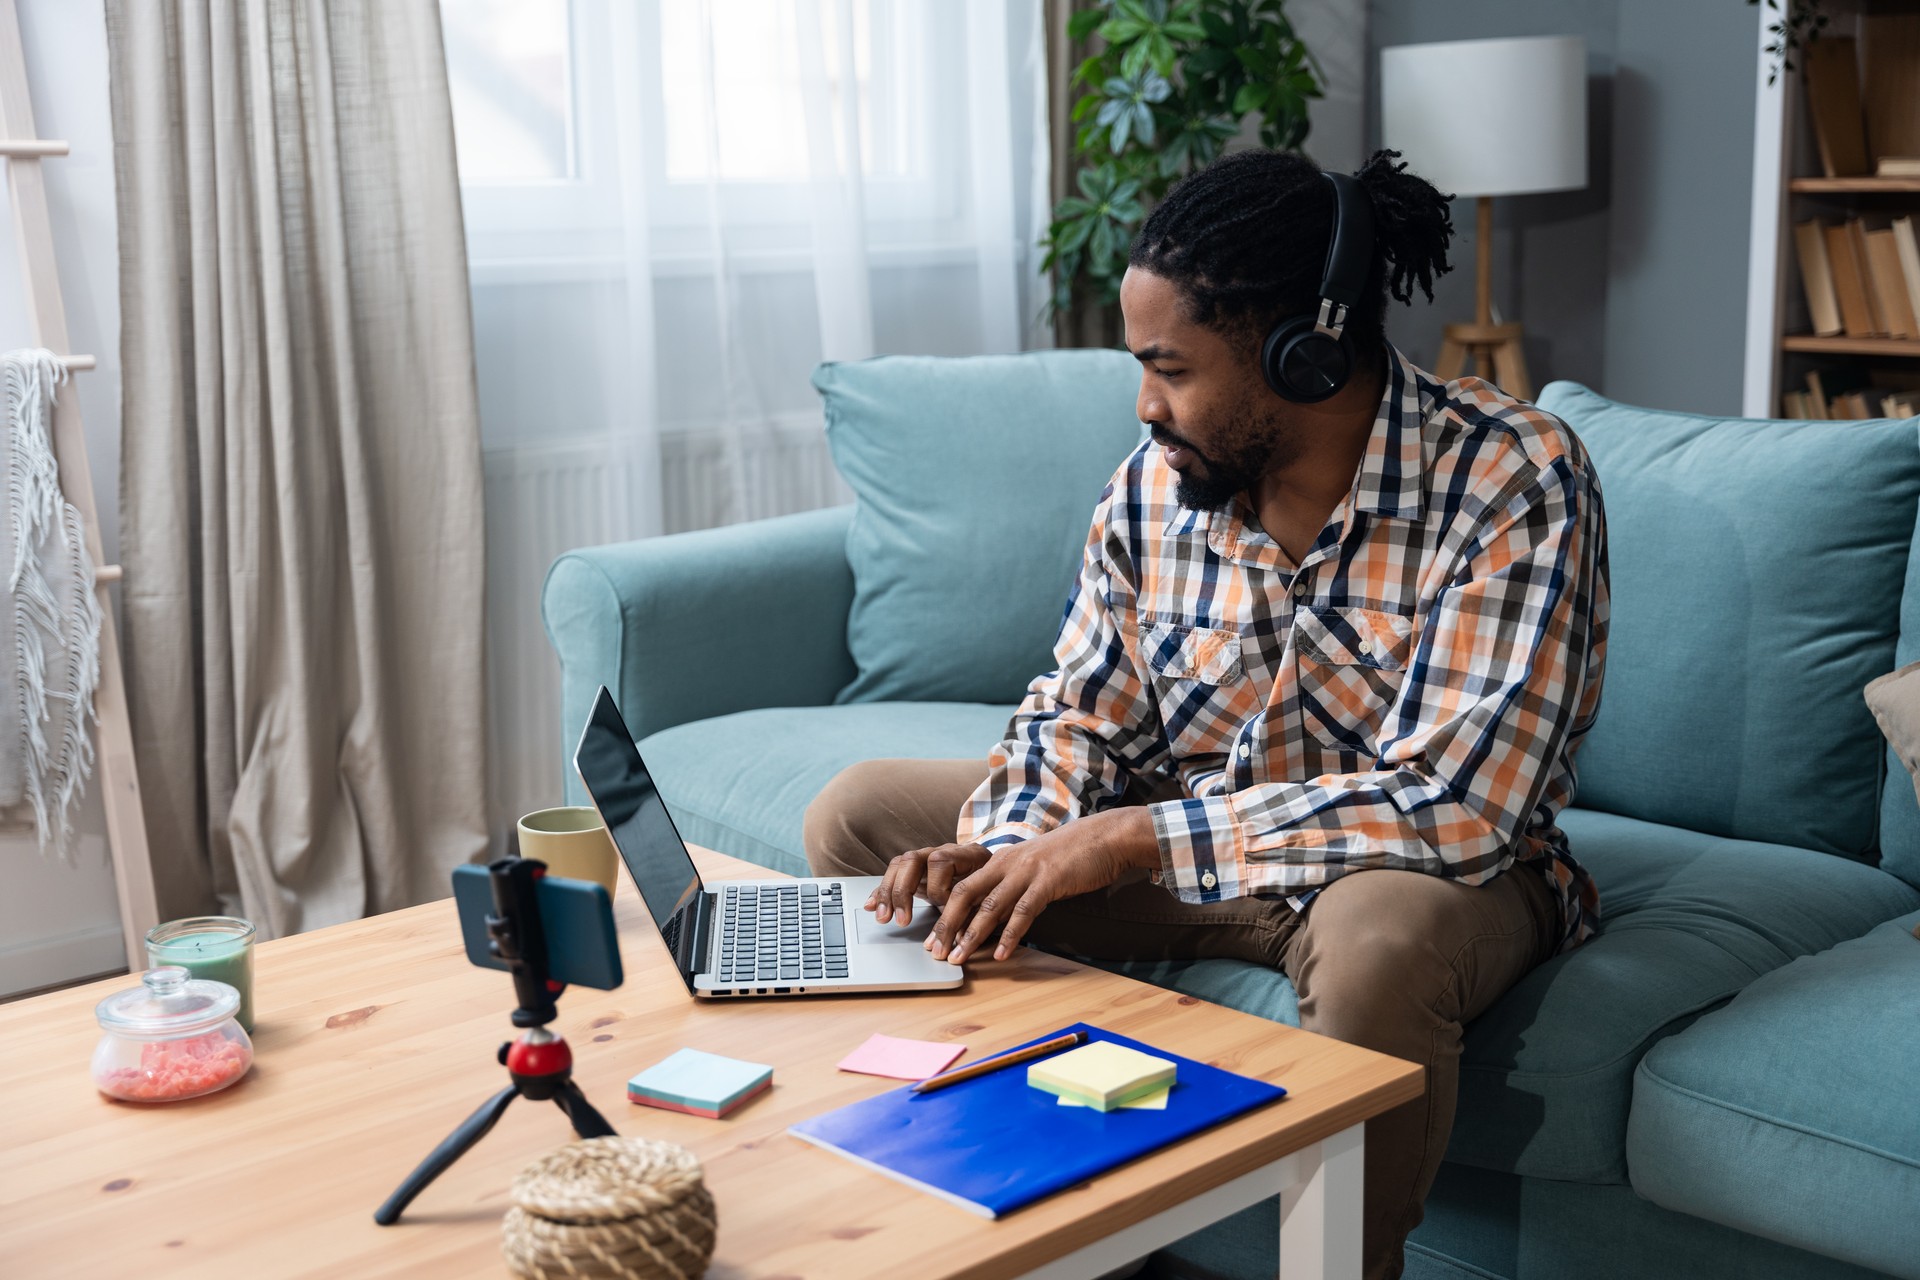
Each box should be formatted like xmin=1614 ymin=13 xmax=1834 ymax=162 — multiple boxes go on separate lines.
xmin=0 ymin=923 xmax=128 ymax=999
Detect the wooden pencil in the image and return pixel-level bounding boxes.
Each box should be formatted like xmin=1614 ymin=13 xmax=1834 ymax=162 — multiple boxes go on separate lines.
xmin=909 ymin=1030 xmax=1088 ymax=1095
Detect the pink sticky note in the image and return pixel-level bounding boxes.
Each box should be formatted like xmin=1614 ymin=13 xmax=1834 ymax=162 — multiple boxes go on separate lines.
xmin=836 ymin=1032 xmax=967 ymax=1081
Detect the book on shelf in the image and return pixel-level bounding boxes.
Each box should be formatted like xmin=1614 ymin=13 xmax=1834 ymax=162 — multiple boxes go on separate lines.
xmin=1825 ymin=221 xmax=1879 ymax=336
xmin=1894 ymin=218 xmax=1920 ymax=338
xmin=1879 ymin=158 xmax=1920 ymax=178
xmin=1794 ymin=221 xmax=1844 ymax=337
xmin=1781 ymin=368 xmax=1920 ymax=420
xmin=1867 ymin=229 xmax=1918 ymax=338
xmin=1854 ymin=221 xmax=1891 ymax=335
xmin=1835 ymin=390 xmax=1875 ymax=419
xmin=1805 ymin=36 xmax=1871 ymax=178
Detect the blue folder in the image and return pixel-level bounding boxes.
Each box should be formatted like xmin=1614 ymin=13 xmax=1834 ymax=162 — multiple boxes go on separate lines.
xmin=788 ymin=1022 xmax=1287 ymax=1218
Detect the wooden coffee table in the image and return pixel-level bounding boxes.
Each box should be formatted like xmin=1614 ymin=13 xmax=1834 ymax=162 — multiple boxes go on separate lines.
xmin=0 ymin=848 xmax=1421 ymax=1278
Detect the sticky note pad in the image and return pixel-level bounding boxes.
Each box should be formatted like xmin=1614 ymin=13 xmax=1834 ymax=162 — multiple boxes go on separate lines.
xmin=1059 ymin=1085 xmax=1171 ymax=1111
xmin=628 ymin=1048 xmax=772 ymax=1118
xmin=1027 ymin=1041 xmax=1176 ymax=1111
xmin=837 ymin=1033 xmax=967 ymax=1081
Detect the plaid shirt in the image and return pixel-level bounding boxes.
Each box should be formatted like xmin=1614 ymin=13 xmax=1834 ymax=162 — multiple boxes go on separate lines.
xmin=960 ymin=348 xmax=1608 ymax=953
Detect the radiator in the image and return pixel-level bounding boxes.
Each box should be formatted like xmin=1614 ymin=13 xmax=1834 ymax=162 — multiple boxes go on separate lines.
xmin=482 ymin=423 xmax=847 ymax=846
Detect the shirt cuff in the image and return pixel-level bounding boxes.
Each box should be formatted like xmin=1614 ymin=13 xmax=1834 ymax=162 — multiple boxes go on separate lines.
xmin=1147 ymin=794 xmax=1245 ymax=902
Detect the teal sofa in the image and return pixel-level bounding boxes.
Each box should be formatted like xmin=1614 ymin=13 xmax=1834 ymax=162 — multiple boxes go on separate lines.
xmin=544 ymin=352 xmax=1920 ymax=1280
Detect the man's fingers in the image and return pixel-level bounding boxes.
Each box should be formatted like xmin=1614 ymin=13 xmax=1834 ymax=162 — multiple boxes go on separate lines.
xmin=875 ymin=851 xmax=925 ymax=924
xmin=928 ymin=859 xmax=1003 ymax=960
xmin=925 ymin=846 xmax=967 ymax=905
xmin=942 ymin=862 xmax=1038 ymax=964
xmin=948 ymin=877 xmax=1020 ymax=965
xmin=992 ymin=886 xmax=1049 ymax=960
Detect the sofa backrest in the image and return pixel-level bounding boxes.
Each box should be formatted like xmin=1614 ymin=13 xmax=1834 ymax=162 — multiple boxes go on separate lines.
xmin=1537 ymin=382 xmax=1920 ymax=863
xmin=816 ymin=350 xmax=1145 ymax=705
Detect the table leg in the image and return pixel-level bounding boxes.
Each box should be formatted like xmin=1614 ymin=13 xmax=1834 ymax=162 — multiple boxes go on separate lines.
xmin=1277 ymin=1121 xmax=1364 ymax=1278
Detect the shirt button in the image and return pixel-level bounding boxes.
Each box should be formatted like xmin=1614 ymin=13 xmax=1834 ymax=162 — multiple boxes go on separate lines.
xmin=1201 ymin=871 xmax=1217 ymax=890
xmin=1358 ymin=639 xmax=1373 ymax=656
xmin=1237 ymin=741 xmax=1251 ymax=759
xmin=1293 ymin=580 xmax=1307 ymax=598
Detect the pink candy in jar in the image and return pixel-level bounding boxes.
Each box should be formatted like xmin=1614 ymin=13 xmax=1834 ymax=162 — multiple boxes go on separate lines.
xmin=92 ymin=966 xmax=253 ymax=1103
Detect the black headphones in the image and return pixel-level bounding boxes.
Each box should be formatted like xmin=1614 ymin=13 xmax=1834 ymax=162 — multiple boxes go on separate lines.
xmin=1259 ymin=171 xmax=1375 ymax=403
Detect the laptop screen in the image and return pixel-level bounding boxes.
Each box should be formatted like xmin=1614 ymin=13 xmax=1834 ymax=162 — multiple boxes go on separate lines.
xmin=573 ymin=687 xmax=706 ymax=990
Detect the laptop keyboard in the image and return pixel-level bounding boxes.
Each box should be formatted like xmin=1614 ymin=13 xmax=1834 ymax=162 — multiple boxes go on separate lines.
xmin=717 ymin=882 xmax=847 ymax=984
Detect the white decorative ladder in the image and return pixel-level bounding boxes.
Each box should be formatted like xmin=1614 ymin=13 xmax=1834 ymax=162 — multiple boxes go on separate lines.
xmin=2 ymin=0 xmax=159 ymax=970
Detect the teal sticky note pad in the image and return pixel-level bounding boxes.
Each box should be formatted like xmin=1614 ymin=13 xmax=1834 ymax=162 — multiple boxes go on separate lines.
xmin=628 ymin=1048 xmax=772 ymax=1111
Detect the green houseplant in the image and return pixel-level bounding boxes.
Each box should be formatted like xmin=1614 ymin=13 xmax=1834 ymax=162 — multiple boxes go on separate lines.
xmin=1042 ymin=0 xmax=1323 ymax=323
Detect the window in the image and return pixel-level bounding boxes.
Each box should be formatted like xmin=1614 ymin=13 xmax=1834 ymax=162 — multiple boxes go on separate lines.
xmin=443 ymin=0 xmax=575 ymax=183
xmin=442 ymin=0 xmax=961 ymax=264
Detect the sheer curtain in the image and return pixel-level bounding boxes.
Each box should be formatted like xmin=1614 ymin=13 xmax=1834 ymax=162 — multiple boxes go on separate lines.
xmin=442 ymin=0 xmax=1051 ymax=844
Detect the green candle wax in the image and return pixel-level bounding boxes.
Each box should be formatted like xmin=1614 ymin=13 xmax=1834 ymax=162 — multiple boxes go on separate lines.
xmin=148 ymin=927 xmax=254 ymax=1033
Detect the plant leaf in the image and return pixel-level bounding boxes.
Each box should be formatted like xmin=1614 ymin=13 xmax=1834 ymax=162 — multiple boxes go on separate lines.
xmin=1067 ymin=8 xmax=1105 ymax=41
xmin=1132 ymin=101 xmax=1157 ymax=146
xmin=1089 ymin=217 xmax=1119 ymax=272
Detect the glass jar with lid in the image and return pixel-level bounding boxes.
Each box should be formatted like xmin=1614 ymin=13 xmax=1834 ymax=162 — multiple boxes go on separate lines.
xmin=92 ymin=966 xmax=254 ymax=1103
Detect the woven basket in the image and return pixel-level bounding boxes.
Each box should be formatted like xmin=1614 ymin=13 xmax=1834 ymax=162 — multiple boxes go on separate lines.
xmin=501 ymin=1136 xmax=717 ymax=1279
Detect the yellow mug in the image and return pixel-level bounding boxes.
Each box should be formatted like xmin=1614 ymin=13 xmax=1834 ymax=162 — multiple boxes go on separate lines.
xmin=517 ymin=806 xmax=619 ymax=893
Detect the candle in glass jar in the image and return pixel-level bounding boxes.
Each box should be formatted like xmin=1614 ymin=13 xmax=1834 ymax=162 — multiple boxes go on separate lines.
xmin=146 ymin=918 xmax=256 ymax=1033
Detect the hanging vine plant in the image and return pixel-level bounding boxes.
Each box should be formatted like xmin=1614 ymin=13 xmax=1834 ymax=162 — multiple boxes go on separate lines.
xmin=1042 ymin=0 xmax=1323 ymax=319
xmin=1749 ymin=0 xmax=1828 ymax=85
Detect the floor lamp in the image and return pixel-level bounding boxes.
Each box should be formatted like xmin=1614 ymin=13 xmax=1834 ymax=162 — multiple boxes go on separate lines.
xmin=1380 ymin=35 xmax=1588 ymax=401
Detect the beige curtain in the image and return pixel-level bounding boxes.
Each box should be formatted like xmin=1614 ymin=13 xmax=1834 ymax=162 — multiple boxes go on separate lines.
xmin=106 ymin=0 xmax=488 ymax=937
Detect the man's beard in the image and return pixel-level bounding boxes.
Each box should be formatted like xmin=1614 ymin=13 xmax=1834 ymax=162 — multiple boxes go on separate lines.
xmin=1156 ymin=402 xmax=1294 ymax=513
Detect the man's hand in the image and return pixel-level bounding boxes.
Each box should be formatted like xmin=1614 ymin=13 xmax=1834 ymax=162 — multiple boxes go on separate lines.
xmin=924 ymin=808 xmax=1161 ymax=965
xmin=867 ymin=843 xmax=993 ymax=924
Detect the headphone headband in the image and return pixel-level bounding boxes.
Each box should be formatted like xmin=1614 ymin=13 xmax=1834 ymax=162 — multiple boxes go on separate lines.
xmin=1317 ymin=172 xmax=1374 ymax=328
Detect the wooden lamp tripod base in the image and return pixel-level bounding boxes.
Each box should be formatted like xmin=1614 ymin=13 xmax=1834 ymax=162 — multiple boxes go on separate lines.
xmin=1433 ymin=196 xmax=1533 ymax=401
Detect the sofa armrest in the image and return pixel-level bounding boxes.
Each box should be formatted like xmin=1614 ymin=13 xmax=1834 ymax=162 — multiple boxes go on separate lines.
xmin=543 ymin=505 xmax=857 ymax=801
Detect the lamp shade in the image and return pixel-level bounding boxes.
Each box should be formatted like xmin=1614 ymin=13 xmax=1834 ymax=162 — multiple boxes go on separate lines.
xmin=1380 ymin=35 xmax=1587 ymax=199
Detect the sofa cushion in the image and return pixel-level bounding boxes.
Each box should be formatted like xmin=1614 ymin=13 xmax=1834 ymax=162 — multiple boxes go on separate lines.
xmin=638 ymin=702 xmax=1017 ymax=876
xmin=1627 ymin=910 xmax=1920 ymax=1280
xmin=816 ymin=351 xmax=1144 ymax=706
xmin=1536 ymin=383 xmax=1920 ymax=859
xmin=1447 ymin=807 xmax=1920 ymax=1184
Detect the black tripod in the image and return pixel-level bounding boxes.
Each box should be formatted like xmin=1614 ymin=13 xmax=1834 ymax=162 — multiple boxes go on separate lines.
xmin=375 ymin=856 xmax=618 ymax=1226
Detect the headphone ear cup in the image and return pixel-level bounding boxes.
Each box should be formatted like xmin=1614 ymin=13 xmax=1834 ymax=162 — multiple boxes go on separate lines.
xmin=1261 ymin=317 xmax=1351 ymax=403
xmin=1260 ymin=316 xmax=1313 ymax=399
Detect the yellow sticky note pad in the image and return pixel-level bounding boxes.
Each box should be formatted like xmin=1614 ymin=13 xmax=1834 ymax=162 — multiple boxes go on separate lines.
xmin=1058 ymin=1085 xmax=1170 ymax=1111
xmin=1027 ymin=1041 xmax=1177 ymax=1111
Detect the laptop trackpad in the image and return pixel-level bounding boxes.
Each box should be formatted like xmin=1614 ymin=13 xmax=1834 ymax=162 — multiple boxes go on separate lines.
xmin=854 ymin=904 xmax=937 ymax=945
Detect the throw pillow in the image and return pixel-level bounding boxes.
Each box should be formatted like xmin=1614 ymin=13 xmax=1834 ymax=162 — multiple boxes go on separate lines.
xmin=1536 ymin=383 xmax=1920 ymax=859
xmin=816 ymin=351 xmax=1145 ymax=705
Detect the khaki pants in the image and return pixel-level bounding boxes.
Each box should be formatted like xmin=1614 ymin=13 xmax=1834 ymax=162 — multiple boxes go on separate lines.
xmin=803 ymin=759 xmax=1560 ymax=1280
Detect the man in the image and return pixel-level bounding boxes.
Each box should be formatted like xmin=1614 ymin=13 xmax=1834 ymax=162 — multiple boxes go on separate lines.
xmin=805 ymin=147 xmax=1608 ymax=1279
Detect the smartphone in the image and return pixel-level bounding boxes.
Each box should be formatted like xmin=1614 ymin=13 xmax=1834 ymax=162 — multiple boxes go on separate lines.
xmin=452 ymin=863 xmax=624 ymax=990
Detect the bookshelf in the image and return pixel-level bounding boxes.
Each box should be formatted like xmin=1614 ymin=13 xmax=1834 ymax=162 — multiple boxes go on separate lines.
xmin=1744 ymin=0 xmax=1920 ymax=419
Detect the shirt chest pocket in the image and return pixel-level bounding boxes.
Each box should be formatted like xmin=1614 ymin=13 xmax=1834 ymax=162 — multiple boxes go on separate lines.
xmin=1137 ymin=618 xmax=1260 ymax=758
xmin=1293 ymin=605 xmax=1416 ymax=755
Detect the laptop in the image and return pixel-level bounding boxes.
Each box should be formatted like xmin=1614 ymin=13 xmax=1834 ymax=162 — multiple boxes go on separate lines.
xmin=573 ymin=686 xmax=964 ymax=998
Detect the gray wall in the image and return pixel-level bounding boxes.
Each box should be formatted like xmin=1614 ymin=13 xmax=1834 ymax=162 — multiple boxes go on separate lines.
xmin=1366 ymin=0 xmax=1757 ymax=414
